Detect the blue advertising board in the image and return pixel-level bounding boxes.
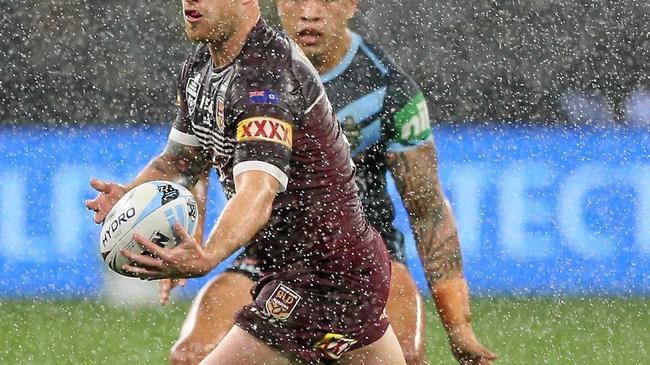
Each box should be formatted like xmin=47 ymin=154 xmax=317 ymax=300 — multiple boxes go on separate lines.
xmin=0 ymin=125 xmax=648 ymax=298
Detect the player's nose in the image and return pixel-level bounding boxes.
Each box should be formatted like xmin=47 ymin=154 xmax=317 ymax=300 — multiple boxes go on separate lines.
xmin=300 ymin=0 xmax=325 ymax=21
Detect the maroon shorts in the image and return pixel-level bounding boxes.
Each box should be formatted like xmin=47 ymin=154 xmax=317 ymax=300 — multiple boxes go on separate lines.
xmin=234 ymin=230 xmax=391 ymax=364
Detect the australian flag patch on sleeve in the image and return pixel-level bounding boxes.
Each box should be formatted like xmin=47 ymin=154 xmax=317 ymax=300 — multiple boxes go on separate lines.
xmin=249 ymin=90 xmax=280 ymax=105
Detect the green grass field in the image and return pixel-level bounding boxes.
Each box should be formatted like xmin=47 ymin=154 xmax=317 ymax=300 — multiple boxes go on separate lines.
xmin=1 ymin=298 xmax=648 ymax=364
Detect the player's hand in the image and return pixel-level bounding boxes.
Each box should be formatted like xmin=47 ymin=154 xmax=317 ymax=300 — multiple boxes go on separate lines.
xmin=159 ymin=278 xmax=187 ymax=304
xmin=120 ymin=222 xmax=214 ymax=280
xmin=85 ymin=177 xmax=127 ymax=224
xmin=448 ymin=325 xmax=497 ymax=365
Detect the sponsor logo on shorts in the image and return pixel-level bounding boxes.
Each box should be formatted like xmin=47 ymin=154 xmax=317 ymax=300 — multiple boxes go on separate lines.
xmin=265 ymin=283 xmax=301 ymax=320
xmin=314 ymin=333 xmax=358 ymax=360
xmin=236 ymin=117 xmax=292 ymax=148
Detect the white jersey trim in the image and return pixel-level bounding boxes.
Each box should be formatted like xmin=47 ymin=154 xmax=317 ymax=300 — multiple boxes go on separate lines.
xmin=304 ymin=90 xmax=325 ymax=115
xmin=169 ymin=128 xmax=201 ymax=147
xmin=233 ymin=161 xmax=289 ymax=192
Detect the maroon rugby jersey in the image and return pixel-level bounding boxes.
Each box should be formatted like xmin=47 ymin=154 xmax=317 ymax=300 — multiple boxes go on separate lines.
xmin=170 ymin=20 xmax=380 ymax=277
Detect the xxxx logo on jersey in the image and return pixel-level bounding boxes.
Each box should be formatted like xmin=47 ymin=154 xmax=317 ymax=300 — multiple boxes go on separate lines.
xmin=236 ymin=117 xmax=292 ymax=149
xmin=264 ymin=283 xmax=301 ymax=320
xmin=314 ymin=333 xmax=358 ymax=360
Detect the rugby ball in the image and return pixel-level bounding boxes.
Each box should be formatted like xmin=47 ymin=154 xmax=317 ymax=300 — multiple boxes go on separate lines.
xmin=99 ymin=181 xmax=198 ymax=276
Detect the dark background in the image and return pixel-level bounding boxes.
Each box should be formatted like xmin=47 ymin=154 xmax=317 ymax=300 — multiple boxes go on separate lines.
xmin=1 ymin=0 xmax=648 ymax=125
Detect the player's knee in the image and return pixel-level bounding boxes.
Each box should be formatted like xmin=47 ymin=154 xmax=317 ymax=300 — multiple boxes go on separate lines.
xmin=170 ymin=341 xmax=212 ymax=365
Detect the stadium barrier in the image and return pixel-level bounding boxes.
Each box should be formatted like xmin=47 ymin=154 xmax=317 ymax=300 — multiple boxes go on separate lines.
xmin=0 ymin=125 xmax=647 ymax=298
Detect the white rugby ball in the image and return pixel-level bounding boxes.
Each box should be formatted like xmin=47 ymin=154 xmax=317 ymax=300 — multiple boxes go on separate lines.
xmin=99 ymin=181 xmax=198 ymax=276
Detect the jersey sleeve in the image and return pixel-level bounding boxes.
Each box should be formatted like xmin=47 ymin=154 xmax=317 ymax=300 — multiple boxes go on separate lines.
xmin=229 ymin=59 xmax=304 ymax=193
xmin=383 ymin=68 xmax=433 ymax=153
xmin=169 ymin=59 xmax=201 ymax=147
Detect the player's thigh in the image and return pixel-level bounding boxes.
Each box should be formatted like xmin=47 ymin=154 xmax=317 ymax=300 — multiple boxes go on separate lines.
xmin=172 ymin=272 xmax=255 ymax=358
xmin=339 ymin=325 xmax=407 ymax=365
xmin=386 ymin=261 xmax=427 ymax=358
xmin=199 ymin=326 xmax=299 ymax=365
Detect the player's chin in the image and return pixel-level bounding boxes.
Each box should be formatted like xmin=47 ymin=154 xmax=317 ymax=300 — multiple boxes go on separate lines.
xmin=299 ymin=44 xmax=323 ymax=59
xmin=184 ymin=25 xmax=210 ymax=43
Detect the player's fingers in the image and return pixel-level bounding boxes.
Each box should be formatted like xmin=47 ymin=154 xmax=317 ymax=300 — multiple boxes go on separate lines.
xmin=85 ymin=199 xmax=106 ymax=224
xmin=173 ymin=222 xmax=194 ymax=245
xmin=121 ymin=264 xmax=165 ymax=280
xmin=178 ymin=278 xmax=188 ymax=286
xmin=90 ymin=177 xmax=109 ymax=193
xmin=466 ymin=353 xmax=495 ymax=365
xmin=473 ymin=345 xmax=497 ymax=361
xmin=160 ymin=279 xmax=172 ymax=304
xmin=482 ymin=350 xmax=497 ymax=361
xmin=84 ymin=198 xmax=99 ymax=211
xmin=133 ymin=234 xmax=174 ymax=262
xmin=93 ymin=207 xmax=109 ymax=224
xmin=120 ymin=249 xmax=166 ymax=269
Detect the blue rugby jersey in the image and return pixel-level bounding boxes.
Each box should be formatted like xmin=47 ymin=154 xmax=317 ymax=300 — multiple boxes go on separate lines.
xmin=321 ymin=32 xmax=434 ymax=262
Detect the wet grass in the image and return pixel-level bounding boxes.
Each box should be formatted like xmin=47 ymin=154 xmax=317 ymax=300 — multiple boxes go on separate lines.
xmin=426 ymin=297 xmax=650 ymax=364
xmin=0 ymin=297 xmax=648 ymax=364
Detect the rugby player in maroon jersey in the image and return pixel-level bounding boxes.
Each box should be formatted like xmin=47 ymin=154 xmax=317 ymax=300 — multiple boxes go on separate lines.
xmin=85 ymin=0 xmax=407 ymax=364
xmin=166 ymin=1 xmax=497 ymax=365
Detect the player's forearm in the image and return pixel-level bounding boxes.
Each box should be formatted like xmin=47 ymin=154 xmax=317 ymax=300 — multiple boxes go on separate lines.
xmin=122 ymin=156 xmax=179 ymax=191
xmin=388 ymin=143 xmax=465 ymax=285
xmin=413 ymin=202 xmax=476 ymax=336
xmin=202 ymin=184 xmax=275 ymax=268
xmin=412 ymin=197 xmax=464 ymax=286
xmin=433 ymin=277 xmax=474 ymax=336
xmin=125 ymin=153 xmax=205 ymax=192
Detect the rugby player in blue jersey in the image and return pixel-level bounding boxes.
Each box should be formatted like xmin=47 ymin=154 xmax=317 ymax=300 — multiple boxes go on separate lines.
xmin=165 ymin=1 xmax=496 ymax=364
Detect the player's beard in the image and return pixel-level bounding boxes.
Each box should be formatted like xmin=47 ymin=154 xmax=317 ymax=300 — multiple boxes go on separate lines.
xmin=185 ymin=17 xmax=234 ymax=46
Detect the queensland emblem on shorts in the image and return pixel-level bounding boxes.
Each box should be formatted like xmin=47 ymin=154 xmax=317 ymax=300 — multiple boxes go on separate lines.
xmin=236 ymin=117 xmax=293 ymax=149
xmin=314 ymin=333 xmax=358 ymax=360
xmin=265 ymin=283 xmax=301 ymax=320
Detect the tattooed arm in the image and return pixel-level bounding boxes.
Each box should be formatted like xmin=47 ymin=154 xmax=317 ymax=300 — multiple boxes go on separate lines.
xmin=125 ymin=140 xmax=210 ymax=192
xmin=387 ymin=141 xmax=462 ymax=283
xmin=86 ymin=140 xmax=209 ymax=225
xmin=387 ymin=141 xmax=496 ymax=364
